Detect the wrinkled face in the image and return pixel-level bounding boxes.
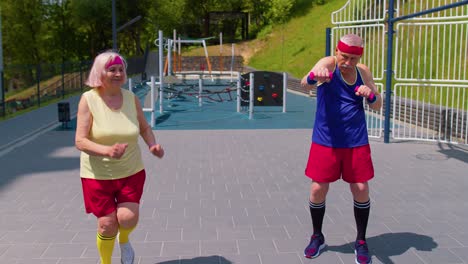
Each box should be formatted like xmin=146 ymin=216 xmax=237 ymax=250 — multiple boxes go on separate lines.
xmin=102 ymin=64 xmax=126 ymax=88
xmin=335 ymin=49 xmax=361 ymax=74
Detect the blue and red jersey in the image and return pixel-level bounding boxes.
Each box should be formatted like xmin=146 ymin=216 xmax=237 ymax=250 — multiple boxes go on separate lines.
xmin=312 ymin=65 xmax=369 ymax=148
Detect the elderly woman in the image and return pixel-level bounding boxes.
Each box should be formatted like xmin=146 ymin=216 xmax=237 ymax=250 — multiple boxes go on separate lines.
xmin=75 ymin=51 xmax=164 ymax=264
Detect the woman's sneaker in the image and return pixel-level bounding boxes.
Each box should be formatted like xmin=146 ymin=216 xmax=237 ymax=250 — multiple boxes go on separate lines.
xmin=354 ymin=240 xmax=372 ymax=264
xmin=304 ymin=234 xmax=326 ymax=258
xmin=120 ymin=242 xmax=135 ymax=264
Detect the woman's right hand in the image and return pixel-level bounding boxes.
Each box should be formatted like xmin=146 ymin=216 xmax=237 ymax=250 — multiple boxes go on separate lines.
xmin=108 ymin=143 xmax=128 ymax=159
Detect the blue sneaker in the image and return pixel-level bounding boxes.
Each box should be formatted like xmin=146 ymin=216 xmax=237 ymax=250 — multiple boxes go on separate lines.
xmin=354 ymin=240 xmax=372 ymax=264
xmin=304 ymin=234 xmax=326 ymax=259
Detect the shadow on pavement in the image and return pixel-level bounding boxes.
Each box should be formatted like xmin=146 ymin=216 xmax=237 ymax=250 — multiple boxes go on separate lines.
xmin=437 ymin=142 xmax=468 ymax=164
xmin=155 ymin=255 xmax=232 ymax=264
xmin=0 ymin=131 xmax=79 ymax=190
xmin=326 ymin=232 xmax=437 ymax=264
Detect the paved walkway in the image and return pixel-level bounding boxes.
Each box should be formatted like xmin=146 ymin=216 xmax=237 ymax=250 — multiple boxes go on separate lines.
xmin=1 ymin=96 xmax=468 ymax=264
xmin=0 ymin=96 xmax=80 ymax=157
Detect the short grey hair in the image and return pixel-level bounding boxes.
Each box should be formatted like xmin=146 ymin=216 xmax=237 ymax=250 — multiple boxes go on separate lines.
xmin=340 ymin=34 xmax=364 ymax=47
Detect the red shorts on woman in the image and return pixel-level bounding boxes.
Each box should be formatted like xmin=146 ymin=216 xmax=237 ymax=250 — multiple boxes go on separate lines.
xmin=81 ymin=169 xmax=146 ymax=217
xmin=305 ymin=143 xmax=374 ymax=183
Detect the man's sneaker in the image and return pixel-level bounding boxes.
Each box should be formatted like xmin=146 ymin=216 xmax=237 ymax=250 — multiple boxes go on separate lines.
xmin=304 ymin=234 xmax=326 ymax=259
xmin=120 ymin=242 xmax=135 ymax=264
xmin=354 ymin=240 xmax=372 ymax=264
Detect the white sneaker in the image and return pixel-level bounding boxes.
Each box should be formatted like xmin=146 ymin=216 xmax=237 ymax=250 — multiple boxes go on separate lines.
xmin=120 ymin=242 xmax=135 ymax=264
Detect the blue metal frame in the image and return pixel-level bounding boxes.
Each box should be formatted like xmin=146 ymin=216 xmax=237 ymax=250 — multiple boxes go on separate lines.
xmin=325 ymin=28 xmax=332 ymax=56
xmin=383 ymin=0 xmax=468 ymax=143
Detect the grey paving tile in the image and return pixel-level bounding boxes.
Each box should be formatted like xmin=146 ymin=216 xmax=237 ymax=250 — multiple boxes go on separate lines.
xmin=264 ymin=215 xmax=301 ymax=227
xmin=2 ymin=244 xmax=49 ymax=259
xmin=161 ymin=241 xmax=199 ymax=257
xmin=132 ymin=242 xmax=164 ymax=257
xmin=237 ymin=239 xmax=277 ymax=254
xmin=220 ymin=253 xmax=261 ymax=264
xmin=200 ymin=216 xmax=235 ymax=229
xmin=166 ymin=216 xmax=200 ymax=229
xmin=217 ymin=227 xmax=254 ymax=241
xmin=251 ymin=226 xmax=289 ymax=240
xmin=233 ymin=215 xmax=267 ymax=228
xmin=41 ymin=243 xmax=87 ymax=258
xmin=450 ymin=247 xmax=468 ymax=263
xmin=147 ymin=229 xmax=182 ymax=242
xmin=246 ymin=206 xmax=279 ymax=217
xmin=414 ymin=247 xmax=464 ymax=264
xmin=15 ymin=259 xmax=60 ymax=264
xmin=0 ymin=244 xmax=11 ymax=255
xmin=140 ymin=256 xmax=179 ymax=264
xmin=185 ymin=206 xmax=216 ymax=217
xmin=200 ymin=240 xmax=238 ymax=255
xmin=182 ymin=228 xmax=217 ymax=241
xmin=215 ymin=207 xmax=247 ymax=217
xmin=57 ymin=258 xmax=98 ymax=264
xmin=274 ymin=238 xmax=306 ymax=254
xmin=259 ymin=252 xmax=303 ymax=264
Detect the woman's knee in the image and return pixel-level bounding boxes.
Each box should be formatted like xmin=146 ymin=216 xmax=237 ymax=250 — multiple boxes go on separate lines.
xmin=117 ymin=202 xmax=140 ymax=228
xmin=97 ymin=212 xmax=119 ymax=236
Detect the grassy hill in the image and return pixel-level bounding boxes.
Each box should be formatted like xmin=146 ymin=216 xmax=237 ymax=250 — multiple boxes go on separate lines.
xmin=183 ymin=0 xmax=347 ymax=79
xmin=248 ymin=0 xmax=347 ymax=78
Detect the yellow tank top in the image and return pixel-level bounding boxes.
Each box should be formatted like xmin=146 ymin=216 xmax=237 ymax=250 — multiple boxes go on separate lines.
xmin=80 ymin=88 xmax=144 ymax=180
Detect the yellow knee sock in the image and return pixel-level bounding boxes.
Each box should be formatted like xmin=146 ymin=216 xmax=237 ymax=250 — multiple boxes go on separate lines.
xmin=96 ymin=233 xmax=116 ymax=264
xmin=118 ymin=226 xmax=135 ymax=244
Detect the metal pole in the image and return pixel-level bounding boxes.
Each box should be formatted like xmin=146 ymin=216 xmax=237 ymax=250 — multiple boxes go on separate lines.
xmin=198 ymin=76 xmax=202 ymax=107
xmin=112 ymin=0 xmax=117 ymax=50
xmin=249 ymin=72 xmax=254 ymax=120
xmin=236 ymin=74 xmax=241 ymax=113
xmin=150 ymin=76 xmax=155 ymax=127
xmin=167 ymin=39 xmax=172 ymax=76
xmin=0 ymin=7 xmax=4 ymax=117
xmin=158 ymin=30 xmax=164 ymax=114
xmin=384 ymin=0 xmax=396 ymax=143
xmin=325 ymin=27 xmax=332 ymax=56
xmin=230 ymin=44 xmax=235 ymax=81
xmin=391 ymin=0 xmax=468 ymax=22
xmin=283 ymin=72 xmax=287 ymax=113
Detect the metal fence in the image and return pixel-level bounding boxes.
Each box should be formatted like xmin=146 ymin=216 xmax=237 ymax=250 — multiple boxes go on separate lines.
xmin=0 ymin=54 xmax=147 ymax=119
xmin=330 ymin=0 xmax=468 ymax=144
xmin=1 ymin=61 xmax=91 ymax=117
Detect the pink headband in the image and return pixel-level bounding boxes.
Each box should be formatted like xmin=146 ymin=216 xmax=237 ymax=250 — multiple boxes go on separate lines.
xmin=337 ymin=40 xmax=364 ymax=56
xmin=105 ymin=56 xmax=124 ymax=69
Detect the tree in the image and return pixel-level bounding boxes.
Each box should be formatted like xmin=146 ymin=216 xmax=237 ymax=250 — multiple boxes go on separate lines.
xmin=68 ymin=0 xmax=112 ymax=58
xmin=2 ymin=0 xmax=46 ymax=65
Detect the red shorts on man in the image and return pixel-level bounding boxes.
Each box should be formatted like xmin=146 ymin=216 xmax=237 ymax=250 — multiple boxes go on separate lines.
xmin=305 ymin=143 xmax=374 ymax=183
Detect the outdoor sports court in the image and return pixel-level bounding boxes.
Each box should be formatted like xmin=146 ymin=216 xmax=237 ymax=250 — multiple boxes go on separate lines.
xmin=0 ymin=86 xmax=467 ymax=263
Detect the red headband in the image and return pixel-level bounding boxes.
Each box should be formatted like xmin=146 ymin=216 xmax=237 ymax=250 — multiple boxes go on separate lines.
xmin=105 ymin=56 xmax=124 ymax=69
xmin=337 ymin=40 xmax=363 ymax=56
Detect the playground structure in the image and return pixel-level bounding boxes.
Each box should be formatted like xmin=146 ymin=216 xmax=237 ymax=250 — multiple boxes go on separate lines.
xmin=155 ymin=30 xmax=238 ymax=76
xmin=240 ymin=71 xmax=287 ymax=120
xmin=132 ymin=30 xmax=289 ymax=127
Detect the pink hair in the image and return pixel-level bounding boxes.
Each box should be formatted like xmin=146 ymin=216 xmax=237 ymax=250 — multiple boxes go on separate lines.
xmin=85 ymin=51 xmax=127 ymax=87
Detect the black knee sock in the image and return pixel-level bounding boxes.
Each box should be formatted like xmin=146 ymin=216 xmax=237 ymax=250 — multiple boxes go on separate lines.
xmin=354 ymin=200 xmax=370 ymax=241
xmin=309 ymin=200 xmax=326 ymax=236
